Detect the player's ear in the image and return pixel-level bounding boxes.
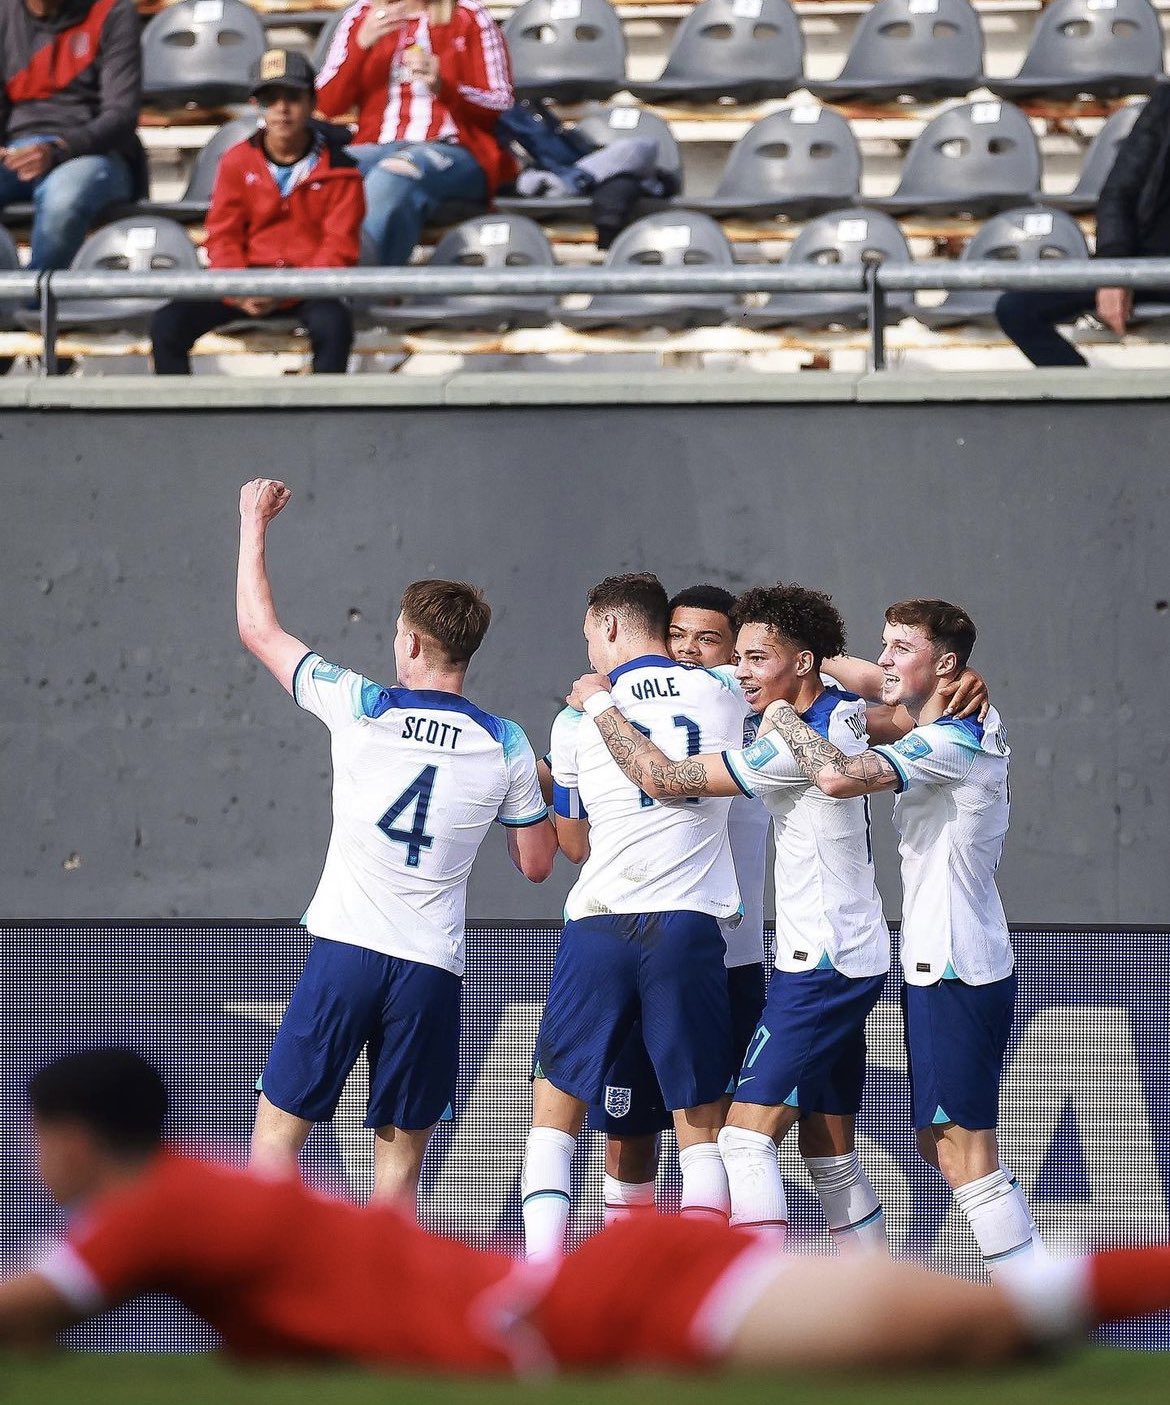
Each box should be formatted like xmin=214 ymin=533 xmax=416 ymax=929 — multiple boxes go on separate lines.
xmin=935 ymin=649 xmax=958 ymax=679
xmin=796 ymin=650 xmax=814 ymax=676
xmin=605 ymin=612 xmax=619 ymax=643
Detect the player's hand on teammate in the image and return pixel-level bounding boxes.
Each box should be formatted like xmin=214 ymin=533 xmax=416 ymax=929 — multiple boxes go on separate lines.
xmin=941 ymin=667 xmax=990 ymax=722
xmin=568 ymin=673 xmax=608 ymax=710
xmin=240 ymin=478 xmax=292 ymax=527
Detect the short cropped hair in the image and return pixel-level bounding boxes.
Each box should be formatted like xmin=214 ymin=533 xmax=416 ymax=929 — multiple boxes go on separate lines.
xmin=587 ymin=573 xmax=669 ymax=639
xmin=731 ymin=583 xmax=847 ymax=670
xmin=29 ymin=1048 xmax=167 ymax=1154
xmin=401 ymin=580 xmax=491 ymax=666
xmin=885 ymin=598 xmax=977 ymax=671
xmin=668 ymin=584 xmax=737 ymax=620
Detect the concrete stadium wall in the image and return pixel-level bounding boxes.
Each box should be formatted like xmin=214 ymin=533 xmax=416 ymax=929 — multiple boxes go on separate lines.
xmin=3 ymin=378 xmax=1168 ymax=922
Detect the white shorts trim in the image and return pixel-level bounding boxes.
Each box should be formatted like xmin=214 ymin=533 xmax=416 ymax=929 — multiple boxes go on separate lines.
xmin=687 ymin=1242 xmax=792 ymax=1360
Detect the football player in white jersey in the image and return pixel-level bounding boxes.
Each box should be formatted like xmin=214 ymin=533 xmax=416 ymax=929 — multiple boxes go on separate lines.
xmin=761 ymin=599 xmax=1039 ymax=1275
xmin=236 ymin=479 xmax=557 ymax=1209
xmin=522 ymin=574 xmax=747 ymax=1261
xmin=575 ymin=584 xmax=895 ymax=1256
xmin=593 ymin=585 xmax=771 ymax=1226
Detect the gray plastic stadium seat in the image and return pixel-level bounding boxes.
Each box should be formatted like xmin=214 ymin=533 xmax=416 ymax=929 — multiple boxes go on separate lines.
xmin=311 ymin=8 xmax=346 ymax=71
xmin=739 ymin=206 xmax=913 ymax=329
xmin=368 ymin=214 xmax=557 ymax=331
xmin=1047 ymin=100 xmax=1145 ymax=212
xmin=138 ymin=115 xmax=261 ymax=222
xmin=560 ymin=210 xmax=735 ymax=330
xmin=806 ymin=0 xmax=984 ymax=105
xmin=987 ymin=0 xmax=1163 ymax=101
xmin=497 ymin=104 xmax=683 ymax=219
xmin=869 ymin=100 xmax=1041 ymax=216
xmin=0 ymin=223 xmax=20 ymax=330
xmin=917 ymin=204 xmax=1089 ymax=327
xmin=627 ymin=0 xmax=805 ymax=106
xmin=504 ymin=0 xmax=627 ymax=104
xmin=16 ymin=218 xmax=201 ymax=331
xmin=142 ymin=0 xmax=268 ymax=109
xmin=685 ymin=103 xmax=860 ymax=220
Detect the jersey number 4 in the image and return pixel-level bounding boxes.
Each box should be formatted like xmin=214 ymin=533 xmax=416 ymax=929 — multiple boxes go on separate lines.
xmin=377 ymin=766 xmax=437 ymax=868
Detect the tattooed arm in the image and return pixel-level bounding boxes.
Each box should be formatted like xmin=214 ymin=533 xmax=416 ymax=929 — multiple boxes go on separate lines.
xmin=761 ymin=700 xmax=902 ymax=798
xmin=572 ymin=674 xmax=741 ymax=801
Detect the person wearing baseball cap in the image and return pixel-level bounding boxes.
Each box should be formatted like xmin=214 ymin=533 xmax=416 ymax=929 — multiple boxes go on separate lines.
xmin=150 ymin=49 xmax=365 ymax=374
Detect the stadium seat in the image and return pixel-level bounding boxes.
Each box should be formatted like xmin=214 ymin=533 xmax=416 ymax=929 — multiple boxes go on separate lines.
xmin=986 ymin=0 xmax=1163 ymax=101
xmin=805 ymin=0 xmax=985 ymax=106
xmin=683 ymin=103 xmax=861 ymax=221
xmin=560 ymin=210 xmax=736 ymax=330
xmin=138 ymin=114 xmax=261 ymax=222
xmin=496 ymin=104 xmax=683 ymax=220
xmin=142 ymin=0 xmax=268 ymax=110
xmin=626 ymin=0 xmax=805 ymax=106
xmin=311 ymin=8 xmax=346 ymax=71
xmin=916 ymin=205 xmax=1089 ymax=327
xmin=1046 ymin=100 xmax=1145 ymax=212
xmin=868 ymin=100 xmax=1041 ymax=217
xmin=0 ymin=223 xmax=20 ymax=330
xmin=504 ymin=0 xmax=627 ymax=104
xmin=738 ymin=206 xmax=914 ymax=329
xmin=366 ymin=214 xmax=557 ymax=331
xmin=17 ymin=217 xmax=201 ymax=331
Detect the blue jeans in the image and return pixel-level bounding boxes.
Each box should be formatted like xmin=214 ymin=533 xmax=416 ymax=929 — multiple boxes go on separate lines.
xmin=350 ymin=141 xmax=486 ymax=266
xmin=0 ymin=153 xmax=134 ymax=270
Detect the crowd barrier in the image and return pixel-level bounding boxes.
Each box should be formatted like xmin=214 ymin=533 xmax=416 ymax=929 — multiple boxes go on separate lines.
xmin=3 ymin=920 xmax=1169 ymax=1351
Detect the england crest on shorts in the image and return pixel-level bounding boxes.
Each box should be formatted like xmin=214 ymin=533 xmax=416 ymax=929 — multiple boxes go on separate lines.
xmin=604 ymin=1085 xmax=632 ymax=1118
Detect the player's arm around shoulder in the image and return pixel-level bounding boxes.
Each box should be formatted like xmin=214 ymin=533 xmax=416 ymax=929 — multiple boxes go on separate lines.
xmin=0 ymin=1270 xmax=82 ymax=1345
xmin=236 ymin=479 xmax=312 ymax=696
xmin=761 ymin=700 xmax=901 ymax=799
xmin=573 ymin=673 xmax=741 ymax=802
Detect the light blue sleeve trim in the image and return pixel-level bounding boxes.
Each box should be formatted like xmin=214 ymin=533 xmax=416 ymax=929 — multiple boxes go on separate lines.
xmin=873 ymin=745 xmax=909 ymax=792
xmin=721 ymin=750 xmax=757 ymax=799
xmin=498 ymin=807 xmax=550 ymax=828
xmin=500 ymin=717 xmax=533 ymax=762
xmin=706 ymin=664 xmax=741 ymax=694
xmin=291 ymin=651 xmax=317 ymax=708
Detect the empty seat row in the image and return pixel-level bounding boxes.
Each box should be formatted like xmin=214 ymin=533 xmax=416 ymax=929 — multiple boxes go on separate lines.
xmin=501 ymin=0 xmax=1166 ymax=108
xmin=6 ymin=204 xmax=1149 ymax=340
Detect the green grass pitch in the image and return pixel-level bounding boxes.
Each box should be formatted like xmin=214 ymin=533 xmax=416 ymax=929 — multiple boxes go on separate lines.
xmin=1 ymin=1349 xmax=1166 ymax=1405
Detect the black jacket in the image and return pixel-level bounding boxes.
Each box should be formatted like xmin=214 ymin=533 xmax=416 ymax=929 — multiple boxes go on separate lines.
xmin=1096 ymin=82 xmax=1170 ymax=258
xmin=0 ymin=0 xmax=146 ymax=195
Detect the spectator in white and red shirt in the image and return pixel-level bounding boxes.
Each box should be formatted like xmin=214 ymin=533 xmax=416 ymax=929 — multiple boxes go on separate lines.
xmin=316 ymin=0 xmax=515 ymax=266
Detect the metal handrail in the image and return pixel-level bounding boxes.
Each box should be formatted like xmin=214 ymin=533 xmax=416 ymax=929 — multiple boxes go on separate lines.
xmin=16 ymin=257 xmax=1170 ymax=375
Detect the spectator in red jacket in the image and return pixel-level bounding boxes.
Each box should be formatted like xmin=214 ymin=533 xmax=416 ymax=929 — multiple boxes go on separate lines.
xmin=316 ymin=0 xmax=514 ymax=266
xmin=151 ymin=50 xmax=364 ymax=375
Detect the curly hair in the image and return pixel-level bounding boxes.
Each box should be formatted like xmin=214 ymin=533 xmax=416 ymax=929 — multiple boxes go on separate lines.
xmin=731 ymin=583 xmax=847 ymax=669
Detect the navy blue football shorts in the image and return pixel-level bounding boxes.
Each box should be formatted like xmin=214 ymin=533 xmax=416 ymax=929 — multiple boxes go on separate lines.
xmin=902 ymin=970 xmax=1017 ymax=1130
xmin=534 ymin=911 xmax=734 ymax=1112
xmin=588 ymin=960 xmax=768 ymax=1137
xmin=732 ymin=964 xmax=887 ymax=1117
xmin=260 ymin=935 xmax=461 ymax=1131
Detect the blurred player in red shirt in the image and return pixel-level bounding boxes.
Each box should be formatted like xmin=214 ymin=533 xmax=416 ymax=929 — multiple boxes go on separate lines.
xmin=3 ymin=1048 xmax=1170 ymax=1373
xmin=315 ymin=0 xmax=515 ymax=266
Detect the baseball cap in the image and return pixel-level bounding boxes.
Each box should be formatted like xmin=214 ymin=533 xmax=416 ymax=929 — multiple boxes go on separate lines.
xmin=250 ymin=49 xmax=317 ymax=99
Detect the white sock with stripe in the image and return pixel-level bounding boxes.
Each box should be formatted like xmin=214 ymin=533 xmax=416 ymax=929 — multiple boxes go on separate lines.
xmin=1002 ymin=1163 xmax=1045 ymax=1253
xmin=954 ymin=1167 xmax=1036 ymax=1274
xmin=678 ymin=1142 xmax=731 ymax=1224
xmin=603 ymin=1174 xmax=656 ymax=1226
xmin=804 ymin=1151 xmax=888 ymax=1256
xmin=522 ymin=1127 xmax=576 ymax=1262
xmin=717 ymin=1125 xmax=786 ymax=1244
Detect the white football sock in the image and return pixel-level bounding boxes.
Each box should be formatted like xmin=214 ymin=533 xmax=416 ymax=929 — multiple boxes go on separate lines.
xmin=522 ymin=1127 xmax=576 ymax=1262
xmin=678 ymin=1141 xmax=731 ymax=1224
xmin=717 ymin=1125 xmax=786 ymax=1245
xmin=993 ymin=1254 xmax=1094 ymax=1347
xmin=804 ymin=1151 xmax=888 ymax=1256
xmin=603 ymin=1174 xmax=656 ymax=1226
xmin=1002 ymin=1163 xmax=1045 ymax=1253
xmin=954 ymin=1167 xmax=1036 ymax=1274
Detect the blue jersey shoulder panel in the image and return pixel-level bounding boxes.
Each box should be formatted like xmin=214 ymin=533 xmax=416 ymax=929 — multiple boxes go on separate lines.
xmin=361 ymin=684 xmax=509 ymax=744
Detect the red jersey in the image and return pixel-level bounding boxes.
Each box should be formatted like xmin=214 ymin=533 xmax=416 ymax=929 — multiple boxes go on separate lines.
xmin=36 ymin=1152 xmax=521 ymax=1373
xmin=315 ymin=0 xmax=516 ymax=195
xmin=207 ymin=132 xmax=365 ymax=271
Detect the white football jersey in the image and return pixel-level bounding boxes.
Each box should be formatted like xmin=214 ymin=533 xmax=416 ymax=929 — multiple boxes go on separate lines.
xmin=874 ymin=708 xmax=1012 ymax=987
xmin=550 ymin=655 xmax=745 ymax=921
xmin=294 ymin=653 xmax=547 ymax=975
xmin=722 ymin=711 xmax=770 ymax=969
xmin=721 ymin=687 xmax=890 ymax=979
